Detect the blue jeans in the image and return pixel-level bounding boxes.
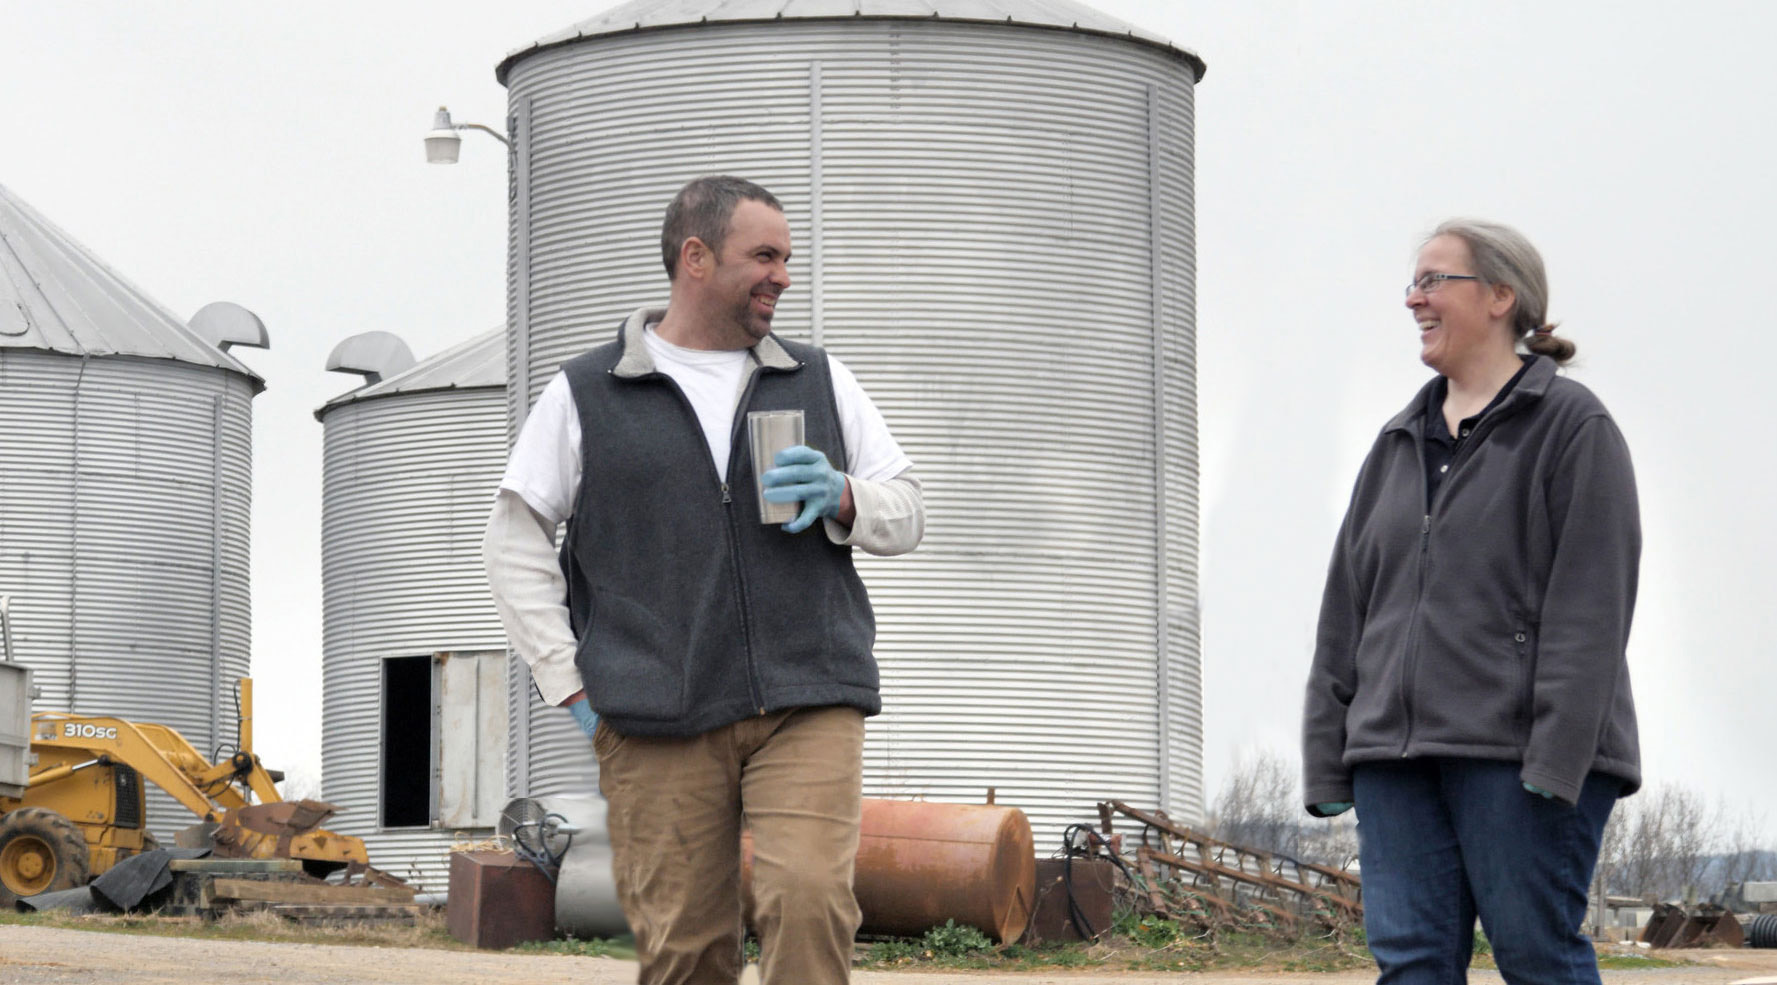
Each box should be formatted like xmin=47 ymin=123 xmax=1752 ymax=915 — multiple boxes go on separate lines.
xmin=1352 ymin=758 xmax=1620 ymax=985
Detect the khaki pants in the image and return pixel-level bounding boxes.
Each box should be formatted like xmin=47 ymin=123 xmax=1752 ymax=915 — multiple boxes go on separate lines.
xmin=594 ymin=706 xmax=865 ymax=985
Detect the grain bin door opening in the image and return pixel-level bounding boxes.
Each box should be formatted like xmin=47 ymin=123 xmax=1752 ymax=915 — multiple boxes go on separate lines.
xmin=380 ymin=655 xmax=434 ymax=828
xmin=379 ymin=652 xmax=510 ymax=829
xmin=432 ymin=650 xmax=509 ymax=830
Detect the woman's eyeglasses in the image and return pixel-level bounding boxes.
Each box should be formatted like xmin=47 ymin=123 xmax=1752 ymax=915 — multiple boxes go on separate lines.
xmin=1406 ymin=273 xmax=1481 ymax=297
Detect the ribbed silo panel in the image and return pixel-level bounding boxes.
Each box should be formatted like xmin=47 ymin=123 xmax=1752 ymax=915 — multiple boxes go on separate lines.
xmin=320 ymin=387 xmax=509 ymax=886
xmin=70 ymin=359 xmax=256 ymax=837
xmin=0 ymin=351 xmax=79 ymax=708
xmin=513 ymin=696 xmax=597 ymax=800
xmin=218 ymin=384 xmax=253 ymax=698
xmin=505 ymin=20 xmax=1200 ymax=846
xmin=508 ymin=37 xmax=818 ymax=411
xmin=359 ymin=828 xmax=457 ymax=894
xmin=821 ymin=26 xmax=1188 ymax=845
xmin=0 ymin=352 xmax=255 ymax=837
xmin=1155 ymin=78 xmax=1204 ymax=824
xmin=503 ymin=640 xmax=601 ymax=801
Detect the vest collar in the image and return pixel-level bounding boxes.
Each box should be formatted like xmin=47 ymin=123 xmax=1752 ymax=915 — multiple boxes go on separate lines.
xmin=611 ymin=306 xmax=802 ymax=379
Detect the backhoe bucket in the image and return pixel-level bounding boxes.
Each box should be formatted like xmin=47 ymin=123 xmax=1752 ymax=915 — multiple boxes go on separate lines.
xmin=1641 ymin=902 xmax=1744 ymax=948
xmin=211 ymin=799 xmax=364 ymax=870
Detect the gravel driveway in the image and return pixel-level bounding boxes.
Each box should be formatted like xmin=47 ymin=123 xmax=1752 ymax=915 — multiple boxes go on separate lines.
xmin=4 ymin=925 xmax=1777 ymax=984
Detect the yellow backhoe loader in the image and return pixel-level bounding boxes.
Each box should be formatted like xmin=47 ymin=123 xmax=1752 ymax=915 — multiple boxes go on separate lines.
xmin=2 ymin=604 xmax=384 ymax=906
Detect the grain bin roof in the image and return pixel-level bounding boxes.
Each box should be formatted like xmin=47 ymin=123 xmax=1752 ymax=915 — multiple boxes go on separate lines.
xmin=0 ymin=184 xmax=265 ymax=390
xmin=497 ymin=0 xmax=1205 ymax=83
xmin=316 ymin=327 xmax=505 ymax=420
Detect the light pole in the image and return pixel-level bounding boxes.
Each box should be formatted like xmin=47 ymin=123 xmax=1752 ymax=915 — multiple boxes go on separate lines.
xmin=424 ymin=106 xmax=509 ymax=163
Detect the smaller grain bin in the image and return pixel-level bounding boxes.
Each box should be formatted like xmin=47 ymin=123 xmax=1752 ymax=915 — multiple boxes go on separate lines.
xmin=0 ymin=182 xmax=265 ymax=837
xmin=316 ymin=329 xmax=509 ymax=890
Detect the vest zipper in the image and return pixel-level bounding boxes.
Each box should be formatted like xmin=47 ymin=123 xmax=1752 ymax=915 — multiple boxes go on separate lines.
xmin=721 ymin=490 xmax=766 ymax=715
xmin=723 ymin=367 xmax=771 ymax=717
xmin=649 ymin=369 xmax=770 ymax=716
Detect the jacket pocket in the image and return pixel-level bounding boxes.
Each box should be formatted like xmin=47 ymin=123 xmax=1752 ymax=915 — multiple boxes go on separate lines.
xmin=1513 ymin=624 xmax=1536 ymax=731
xmin=575 ymin=586 xmax=689 ymax=721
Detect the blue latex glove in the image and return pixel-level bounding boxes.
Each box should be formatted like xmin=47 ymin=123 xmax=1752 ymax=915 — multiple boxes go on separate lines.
xmin=761 ymin=444 xmax=847 ymax=534
xmin=567 ymin=699 xmax=598 ymax=741
xmin=1315 ymin=801 xmax=1354 ymax=817
xmin=1524 ymin=782 xmax=1555 ymax=800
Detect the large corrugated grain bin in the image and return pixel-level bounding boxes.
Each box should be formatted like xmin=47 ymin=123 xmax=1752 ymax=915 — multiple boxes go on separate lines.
xmin=0 ymin=183 xmax=265 ymax=837
xmin=497 ymin=0 xmax=1206 ymax=843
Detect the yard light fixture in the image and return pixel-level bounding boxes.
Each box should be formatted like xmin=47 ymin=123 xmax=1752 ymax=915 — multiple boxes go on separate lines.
xmin=425 ymin=106 xmax=509 ymax=164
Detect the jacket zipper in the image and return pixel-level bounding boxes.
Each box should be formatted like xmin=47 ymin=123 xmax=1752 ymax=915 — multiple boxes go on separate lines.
xmin=1397 ymin=431 xmax=1431 ymax=756
xmin=642 ymin=366 xmax=776 ymax=716
xmin=1397 ymin=409 xmax=1508 ymax=757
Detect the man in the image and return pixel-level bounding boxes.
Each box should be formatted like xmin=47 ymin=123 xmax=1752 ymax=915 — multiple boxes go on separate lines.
xmin=483 ymin=175 xmax=924 ymax=984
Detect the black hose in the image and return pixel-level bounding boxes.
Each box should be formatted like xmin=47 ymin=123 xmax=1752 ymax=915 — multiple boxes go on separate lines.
xmin=1058 ymin=823 xmax=1138 ymax=940
xmin=510 ymin=812 xmax=573 ymax=884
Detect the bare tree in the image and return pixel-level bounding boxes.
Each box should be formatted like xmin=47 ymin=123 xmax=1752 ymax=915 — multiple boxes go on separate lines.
xmin=1606 ymin=785 xmax=1705 ymax=900
xmin=1299 ymin=812 xmax=1360 ymax=870
xmin=1599 ymin=784 xmax=1777 ymax=901
xmin=1664 ymin=787 xmax=1715 ymax=899
xmin=1210 ymin=749 xmax=1304 ymax=860
xmin=1717 ymin=810 xmax=1777 ymax=887
xmin=1594 ymin=803 xmax=1630 ymax=905
xmin=276 ymin=766 xmax=324 ymax=802
xmin=1207 ymin=749 xmax=1359 ymax=868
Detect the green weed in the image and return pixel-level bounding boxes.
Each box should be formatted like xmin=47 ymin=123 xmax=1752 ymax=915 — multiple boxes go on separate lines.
xmin=920 ymin=918 xmax=992 ymax=956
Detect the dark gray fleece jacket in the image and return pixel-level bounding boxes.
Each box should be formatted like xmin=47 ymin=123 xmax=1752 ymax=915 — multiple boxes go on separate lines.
xmin=1302 ymin=356 xmax=1641 ymax=809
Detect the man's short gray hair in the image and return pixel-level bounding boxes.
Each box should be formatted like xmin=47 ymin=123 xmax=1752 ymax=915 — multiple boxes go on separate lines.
xmin=661 ymin=176 xmax=784 ymax=280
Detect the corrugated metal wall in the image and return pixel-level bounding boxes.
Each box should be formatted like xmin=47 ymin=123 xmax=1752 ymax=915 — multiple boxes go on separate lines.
xmin=503 ymin=20 xmax=1201 ymax=844
xmin=319 ymin=387 xmax=508 ymax=891
xmin=0 ymin=349 xmax=254 ymax=835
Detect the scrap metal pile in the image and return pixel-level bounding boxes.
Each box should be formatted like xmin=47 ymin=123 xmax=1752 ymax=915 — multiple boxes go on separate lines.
xmin=1091 ymin=800 xmax=1363 ymax=933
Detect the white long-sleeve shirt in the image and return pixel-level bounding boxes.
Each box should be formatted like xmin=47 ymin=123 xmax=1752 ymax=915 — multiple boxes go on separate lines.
xmin=483 ymin=320 xmax=924 ymax=706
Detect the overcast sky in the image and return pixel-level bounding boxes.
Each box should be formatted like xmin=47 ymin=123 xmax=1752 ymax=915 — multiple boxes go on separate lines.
xmin=4 ymin=1 xmax=1773 ymax=837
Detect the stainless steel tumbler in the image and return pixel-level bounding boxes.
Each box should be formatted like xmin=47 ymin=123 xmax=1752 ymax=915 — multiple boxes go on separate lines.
xmin=747 ymin=409 xmax=805 ymax=524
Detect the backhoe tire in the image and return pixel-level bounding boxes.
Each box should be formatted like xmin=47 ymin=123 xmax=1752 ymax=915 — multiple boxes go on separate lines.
xmin=0 ymin=808 xmax=91 ymax=907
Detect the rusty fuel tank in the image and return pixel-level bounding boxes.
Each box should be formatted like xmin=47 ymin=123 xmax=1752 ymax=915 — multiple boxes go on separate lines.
xmin=743 ymin=798 xmax=1036 ymax=944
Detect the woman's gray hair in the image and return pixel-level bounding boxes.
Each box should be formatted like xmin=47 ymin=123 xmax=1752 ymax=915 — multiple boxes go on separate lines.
xmin=1429 ymin=218 xmax=1576 ymax=363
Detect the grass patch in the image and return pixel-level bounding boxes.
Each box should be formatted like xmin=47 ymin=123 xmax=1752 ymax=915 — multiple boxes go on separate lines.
xmin=2 ymin=907 xmax=642 ymax=957
xmin=0 ymin=907 xmax=464 ymax=951
xmin=855 ymin=909 xmax=1373 ymax=974
xmin=4 ymin=902 xmax=1691 ymax=975
xmin=1597 ymin=952 xmax=1682 ymax=969
xmin=512 ymin=934 xmax=636 ymax=960
xmin=862 ymin=935 xmax=1098 ymax=971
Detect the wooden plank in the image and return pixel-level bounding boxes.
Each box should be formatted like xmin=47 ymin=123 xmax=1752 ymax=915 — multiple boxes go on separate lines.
xmin=169 ymin=858 xmax=301 ymax=874
xmin=210 ymin=878 xmax=415 ymax=905
xmin=235 ymin=902 xmax=426 ymax=923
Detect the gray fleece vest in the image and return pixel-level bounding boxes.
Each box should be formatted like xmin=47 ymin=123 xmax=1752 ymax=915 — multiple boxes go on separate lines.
xmin=558 ymin=328 xmax=879 ymax=738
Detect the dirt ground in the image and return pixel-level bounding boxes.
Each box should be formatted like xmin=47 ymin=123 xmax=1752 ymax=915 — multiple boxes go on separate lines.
xmin=4 ymin=926 xmax=1777 ymax=985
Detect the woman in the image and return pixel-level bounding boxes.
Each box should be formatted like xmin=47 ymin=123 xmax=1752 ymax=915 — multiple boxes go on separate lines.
xmin=1301 ymin=220 xmax=1641 ymax=984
